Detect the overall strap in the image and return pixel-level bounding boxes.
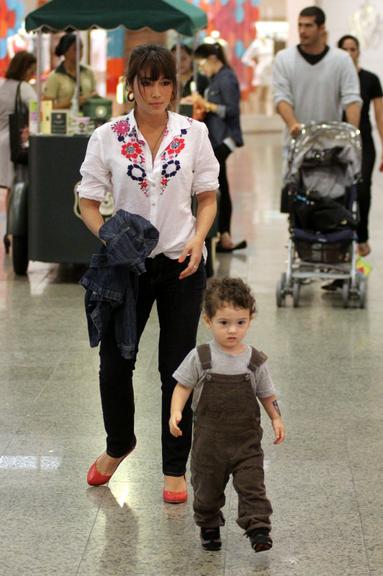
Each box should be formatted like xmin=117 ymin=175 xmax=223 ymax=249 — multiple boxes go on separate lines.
xmin=248 ymin=347 xmax=268 ymax=373
xmin=197 ymin=343 xmax=212 ymax=370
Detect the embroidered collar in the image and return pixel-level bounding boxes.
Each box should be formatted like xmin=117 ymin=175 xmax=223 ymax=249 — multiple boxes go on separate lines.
xmin=110 ymin=110 xmax=193 ymax=196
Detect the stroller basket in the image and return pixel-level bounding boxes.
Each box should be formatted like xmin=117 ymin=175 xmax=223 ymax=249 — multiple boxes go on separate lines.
xmin=295 ymin=239 xmax=351 ymax=264
xmin=293 ymin=228 xmax=355 ymax=263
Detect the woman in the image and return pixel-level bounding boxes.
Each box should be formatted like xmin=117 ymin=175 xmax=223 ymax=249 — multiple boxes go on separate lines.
xmin=170 ymin=43 xmax=208 ymax=98
xmin=0 ymin=51 xmax=36 ymax=253
xmin=43 ymin=33 xmax=97 ymax=110
xmin=78 ymin=44 xmax=218 ymax=501
xmin=338 ymin=34 xmax=383 ymax=257
xmin=193 ymin=42 xmax=245 ymax=252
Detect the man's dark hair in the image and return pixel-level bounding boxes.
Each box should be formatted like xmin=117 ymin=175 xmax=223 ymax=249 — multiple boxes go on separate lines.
xmin=338 ymin=34 xmax=360 ymax=50
xmin=299 ymin=6 xmax=326 ymax=26
xmin=203 ymin=277 xmax=256 ymax=319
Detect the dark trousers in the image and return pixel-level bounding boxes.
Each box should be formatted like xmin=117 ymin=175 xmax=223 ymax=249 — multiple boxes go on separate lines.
xmin=99 ymin=254 xmax=206 ymax=476
xmin=357 ymin=138 xmax=376 ymax=243
xmin=192 ymin=427 xmax=272 ymax=532
xmin=214 ymin=143 xmax=232 ymax=235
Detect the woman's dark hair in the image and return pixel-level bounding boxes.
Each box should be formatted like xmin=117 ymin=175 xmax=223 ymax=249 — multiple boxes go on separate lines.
xmin=170 ymin=43 xmax=193 ymax=57
xmin=194 ymin=42 xmax=231 ymax=69
xmin=55 ymin=33 xmax=77 ymax=57
xmin=126 ymin=44 xmax=177 ymax=101
xmin=299 ymin=6 xmax=326 ymax=26
xmin=338 ymin=34 xmax=360 ymax=50
xmin=5 ymin=51 xmax=36 ymax=80
xmin=204 ymin=277 xmax=256 ymax=319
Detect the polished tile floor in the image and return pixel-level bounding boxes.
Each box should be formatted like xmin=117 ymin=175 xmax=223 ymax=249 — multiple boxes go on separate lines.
xmin=0 ymin=132 xmax=382 ymax=576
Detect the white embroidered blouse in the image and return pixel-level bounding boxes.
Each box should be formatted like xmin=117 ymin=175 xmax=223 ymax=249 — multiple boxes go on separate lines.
xmin=78 ymin=110 xmax=219 ymax=259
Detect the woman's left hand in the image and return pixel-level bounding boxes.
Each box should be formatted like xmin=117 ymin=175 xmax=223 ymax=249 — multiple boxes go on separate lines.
xmin=178 ymin=237 xmax=204 ymax=280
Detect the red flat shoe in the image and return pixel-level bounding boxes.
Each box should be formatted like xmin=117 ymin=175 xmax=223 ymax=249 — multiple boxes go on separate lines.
xmin=163 ymin=488 xmax=188 ymax=504
xmin=87 ymin=443 xmax=136 ymax=487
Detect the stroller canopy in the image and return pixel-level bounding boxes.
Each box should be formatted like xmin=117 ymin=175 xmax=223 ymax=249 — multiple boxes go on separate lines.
xmin=285 ymin=122 xmax=362 ymax=199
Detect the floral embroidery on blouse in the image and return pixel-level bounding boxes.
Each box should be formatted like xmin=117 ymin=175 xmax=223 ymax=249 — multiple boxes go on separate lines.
xmin=111 ymin=117 xmax=192 ymax=196
xmin=111 ymin=118 xmax=131 ymax=141
xmin=159 ymin=127 xmax=189 ymax=194
xmin=121 ymin=141 xmax=143 ymax=161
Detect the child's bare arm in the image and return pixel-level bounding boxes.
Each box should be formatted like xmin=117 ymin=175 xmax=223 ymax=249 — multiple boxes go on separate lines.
xmin=259 ymin=395 xmax=285 ymax=445
xmin=169 ymin=383 xmax=193 ymax=437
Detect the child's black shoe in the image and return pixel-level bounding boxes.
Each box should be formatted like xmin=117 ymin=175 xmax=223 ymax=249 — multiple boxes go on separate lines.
xmin=247 ymin=528 xmax=273 ymax=553
xmin=200 ymin=527 xmax=222 ymax=551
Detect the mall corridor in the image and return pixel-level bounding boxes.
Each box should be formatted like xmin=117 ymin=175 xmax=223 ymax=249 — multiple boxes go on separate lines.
xmin=0 ymin=132 xmax=382 ymax=576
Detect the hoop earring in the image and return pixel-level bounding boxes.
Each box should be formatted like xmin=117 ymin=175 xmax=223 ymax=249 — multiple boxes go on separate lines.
xmin=127 ymin=91 xmax=135 ymax=102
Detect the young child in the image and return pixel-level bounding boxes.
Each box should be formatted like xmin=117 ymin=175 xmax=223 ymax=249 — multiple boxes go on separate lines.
xmin=169 ymin=278 xmax=285 ymax=553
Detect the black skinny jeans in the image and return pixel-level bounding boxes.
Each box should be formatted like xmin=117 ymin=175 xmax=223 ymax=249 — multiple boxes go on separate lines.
xmin=214 ymin=143 xmax=233 ymax=235
xmin=357 ymin=137 xmax=376 ymax=243
xmin=99 ymin=254 xmax=206 ymax=476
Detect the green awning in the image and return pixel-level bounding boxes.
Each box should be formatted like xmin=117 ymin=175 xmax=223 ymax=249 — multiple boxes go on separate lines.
xmin=25 ymin=0 xmax=207 ymax=36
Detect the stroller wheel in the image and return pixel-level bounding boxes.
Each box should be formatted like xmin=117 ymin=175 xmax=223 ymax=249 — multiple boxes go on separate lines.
xmin=276 ymin=273 xmax=287 ymax=307
xmin=342 ymin=280 xmax=350 ymax=308
xmin=357 ymin=275 xmax=367 ymax=309
xmin=292 ymin=281 xmax=300 ymax=308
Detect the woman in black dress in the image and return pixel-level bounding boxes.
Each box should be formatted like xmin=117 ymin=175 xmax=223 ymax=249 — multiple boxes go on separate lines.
xmin=338 ymin=35 xmax=383 ymax=257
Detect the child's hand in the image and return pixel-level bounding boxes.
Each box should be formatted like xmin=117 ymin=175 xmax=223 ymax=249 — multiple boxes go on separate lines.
xmin=272 ymin=418 xmax=285 ymax=445
xmin=169 ymin=411 xmax=183 ymax=437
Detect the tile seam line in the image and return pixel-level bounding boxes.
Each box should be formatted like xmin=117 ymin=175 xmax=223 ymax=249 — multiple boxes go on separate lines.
xmin=346 ymin=439 xmax=373 ymax=576
xmin=75 ymin=488 xmax=108 ymax=575
xmin=12 ymin=347 xmax=67 ymax=435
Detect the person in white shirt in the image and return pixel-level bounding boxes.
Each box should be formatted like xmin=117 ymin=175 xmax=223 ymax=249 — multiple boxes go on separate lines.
xmin=272 ymin=6 xmax=361 ymax=143
xmin=78 ymin=44 xmax=219 ymax=502
xmin=0 ymin=51 xmax=36 ymax=254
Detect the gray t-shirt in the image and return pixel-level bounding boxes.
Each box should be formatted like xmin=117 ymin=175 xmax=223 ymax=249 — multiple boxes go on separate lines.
xmin=173 ymin=340 xmax=276 ymax=412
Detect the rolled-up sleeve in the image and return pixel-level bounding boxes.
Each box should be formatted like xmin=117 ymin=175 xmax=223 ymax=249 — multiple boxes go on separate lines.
xmin=340 ymin=54 xmax=362 ymax=109
xmin=272 ymin=52 xmax=293 ymax=107
xmin=192 ymin=122 xmax=220 ymax=195
xmin=77 ymin=129 xmax=112 ymax=201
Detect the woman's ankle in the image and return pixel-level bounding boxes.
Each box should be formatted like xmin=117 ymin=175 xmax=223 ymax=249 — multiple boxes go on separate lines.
xmin=163 ymin=475 xmax=186 ymax=491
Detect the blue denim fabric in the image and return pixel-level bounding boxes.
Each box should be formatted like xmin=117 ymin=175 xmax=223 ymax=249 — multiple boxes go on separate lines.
xmin=80 ymin=210 xmax=159 ymax=359
xmin=204 ymin=67 xmax=244 ymax=149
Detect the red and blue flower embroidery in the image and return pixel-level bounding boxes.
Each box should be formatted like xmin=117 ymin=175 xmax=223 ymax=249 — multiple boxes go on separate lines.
xmin=111 ymin=117 xmax=191 ymax=195
xmin=159 ymin=128 xmax=188 ymax=193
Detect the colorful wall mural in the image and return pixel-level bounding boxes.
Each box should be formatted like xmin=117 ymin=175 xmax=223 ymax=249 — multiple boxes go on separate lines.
xmin=190 ymin=0 xmax=261 ymax=91
xmin=0 ymin=0 xmax=25 ymax=76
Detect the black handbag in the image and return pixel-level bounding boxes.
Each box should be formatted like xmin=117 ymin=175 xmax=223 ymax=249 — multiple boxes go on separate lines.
xmin=9 ymin=82 xmax=29 ymax=165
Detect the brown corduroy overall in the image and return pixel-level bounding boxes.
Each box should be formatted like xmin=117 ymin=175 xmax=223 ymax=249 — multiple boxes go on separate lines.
xmin=191 ymin=344 xmax=273 ymax=533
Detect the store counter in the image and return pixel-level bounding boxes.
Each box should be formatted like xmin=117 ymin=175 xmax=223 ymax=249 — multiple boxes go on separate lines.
xmin=28 ymin=134 xmax=100 ymax=264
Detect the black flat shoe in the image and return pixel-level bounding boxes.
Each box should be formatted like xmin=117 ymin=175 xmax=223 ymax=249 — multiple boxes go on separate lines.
xmin=216 ymin=240 xmax=247 ymax=253
xmin=200 ymin=527 xmax=222 ymax=551
xmin=247 ymin=528 xmax=273 ymax=553
xmin=3 ymin=234 xmax=10 ymax=255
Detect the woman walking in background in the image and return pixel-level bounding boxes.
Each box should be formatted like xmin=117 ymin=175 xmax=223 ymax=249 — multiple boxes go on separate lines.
xmin=338 ymin=34 xmax=383 ymax=257
xmin=193 ymin=43 xmax=246 ymax=252
xmin=0 ymin=51 xmax=36 ymax=253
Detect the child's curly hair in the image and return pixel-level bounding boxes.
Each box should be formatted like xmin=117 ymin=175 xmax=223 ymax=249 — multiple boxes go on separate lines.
xmin=203 ymin=277 xmax=256 ymax=319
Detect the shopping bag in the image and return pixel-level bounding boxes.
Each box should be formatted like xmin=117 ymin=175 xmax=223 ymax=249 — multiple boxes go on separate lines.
xmin=9 ymin=82 xmax=29 ymax=165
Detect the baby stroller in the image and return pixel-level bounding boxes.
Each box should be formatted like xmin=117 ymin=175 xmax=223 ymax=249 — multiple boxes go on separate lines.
xmin=276 ymin=121 xmax=367 ymax=308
